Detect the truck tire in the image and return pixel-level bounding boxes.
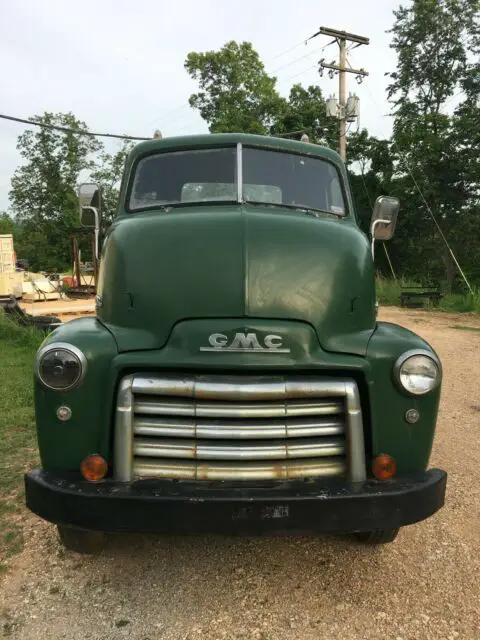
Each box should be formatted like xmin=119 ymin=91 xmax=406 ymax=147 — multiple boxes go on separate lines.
xmin=57 ymin=525 xmax=106 ymax=554
xmin=354 ymin=528 xmax=400 ymax=544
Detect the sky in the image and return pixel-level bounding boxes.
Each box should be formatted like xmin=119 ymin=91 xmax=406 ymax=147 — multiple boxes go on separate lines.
xmin=0 ymin=0 xmax=401 ymax=212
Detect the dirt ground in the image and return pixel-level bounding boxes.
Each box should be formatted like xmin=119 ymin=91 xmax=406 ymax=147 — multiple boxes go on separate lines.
xmin=1 ymin=308 xmax=479 ymax=640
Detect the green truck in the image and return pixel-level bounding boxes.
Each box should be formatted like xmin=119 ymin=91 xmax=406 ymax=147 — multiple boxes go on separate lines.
xmin=25 ymin=133 xmax=447 ymax=553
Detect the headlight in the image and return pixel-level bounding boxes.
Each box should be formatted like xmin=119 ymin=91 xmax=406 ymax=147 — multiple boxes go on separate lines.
xmin=394 ymin=350 xmax=441 ymax=396
xmin=36 ymin=343 xmax=87 ymax=391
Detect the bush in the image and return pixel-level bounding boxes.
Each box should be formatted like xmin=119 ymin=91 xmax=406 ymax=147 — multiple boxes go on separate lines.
xmin=375 ymin=277 xmax=419 ymax=306
xmin=438 ymin=292 xmax=480 ymax=313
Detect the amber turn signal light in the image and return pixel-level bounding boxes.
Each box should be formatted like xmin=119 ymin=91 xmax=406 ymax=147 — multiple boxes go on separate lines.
xmin=80 ymin=454 xmax=108 ymax=482
xmin=372 ymin=454 xmax=396 ymax=480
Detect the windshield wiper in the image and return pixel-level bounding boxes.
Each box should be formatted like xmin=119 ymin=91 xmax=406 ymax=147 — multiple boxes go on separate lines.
xmin=130 ymin=199 xmax=238 ymax=214
xmin=243 ymin=200 xmax=344 ymax=218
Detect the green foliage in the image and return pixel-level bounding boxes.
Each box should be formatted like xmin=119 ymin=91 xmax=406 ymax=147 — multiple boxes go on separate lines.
xmin=0 ymin=313 xmax=42 ymax=566
xmin=185 ymin=41 xmax=284 ymax=134
xmin=6 ymin=114 xmax=129 ymax=272
xmin=90 ymin=141 xmax=133 ymax=229
xmin=185 ymin=43 xmax=336 ymax=146
xmin=0 ymin=212 xmax=16 ymax=235
xmin=9 ymin=112 xmax=101 ymax=271
xmin=271 ymin=84 xmax=337 ymax=146
xmin=386 ymin=0 xmax=480 ymax=291
xmin=451 ymin=325 xmax=480 ymax=332
xmin=375 ymin=277 xmax=419 ymax=306
xmin=376 ymin=278 xmax=480 ymax=312
xmin=438 ymin=292 xmax=480 ymax=313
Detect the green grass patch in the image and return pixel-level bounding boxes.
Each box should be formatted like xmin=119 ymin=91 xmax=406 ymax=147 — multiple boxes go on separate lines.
xmin=0 ymin=312 xmax=43 ymax=566
xmin=376 ymin=278 xmax=480 ymax=313
xmin=437 ymin=292 xmax=480 ymax=313
xmin=375 ymin=278 xmax=421 ymax=306
xmin=450 ymin=324 xmax=480 ymax=332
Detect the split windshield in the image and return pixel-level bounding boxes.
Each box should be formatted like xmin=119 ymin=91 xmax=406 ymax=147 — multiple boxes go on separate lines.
xmin=129 ymin=146 xmax=346 ymax=216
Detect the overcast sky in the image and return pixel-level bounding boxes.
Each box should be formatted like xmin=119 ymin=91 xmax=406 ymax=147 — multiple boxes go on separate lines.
xmin=0 ymin=0 xmax=400 ymax=212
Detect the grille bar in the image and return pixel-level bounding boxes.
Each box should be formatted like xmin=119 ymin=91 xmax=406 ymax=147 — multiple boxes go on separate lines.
xmin=133 ymin=416 xmax=345 ymax=440
xmin=133 ymin=457 xmax=347 ymax=480
xmin=132 ymin=375 xmax=354 ymax=399
xmin=133 ymin=436 xmax=345 ymax=460
xmin=133 ymin=397 xmax=344 ymax=418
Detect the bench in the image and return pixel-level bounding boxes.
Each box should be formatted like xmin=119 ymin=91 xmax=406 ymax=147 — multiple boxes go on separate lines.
xmin=400 ymin=287 xmax=443 ymax=308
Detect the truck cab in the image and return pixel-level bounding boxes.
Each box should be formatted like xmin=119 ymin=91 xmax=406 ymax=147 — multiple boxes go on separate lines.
xmin=25 ymin=134 xmax=446 ymax=552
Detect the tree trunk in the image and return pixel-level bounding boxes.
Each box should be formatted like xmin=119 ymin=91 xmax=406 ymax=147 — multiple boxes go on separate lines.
xmin=442 ymin=248 xmax=455 ymax=294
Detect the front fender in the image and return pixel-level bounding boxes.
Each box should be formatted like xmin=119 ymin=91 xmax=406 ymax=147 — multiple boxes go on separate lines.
xmin=34 ymin=318 xmax=118 ymax=471
xmin=366 ymin=322 xmax=442 ymax=474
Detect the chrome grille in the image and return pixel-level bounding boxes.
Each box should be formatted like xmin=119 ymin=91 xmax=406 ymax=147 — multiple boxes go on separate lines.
xmin=114 ymin=375 xmax=366 ymax=482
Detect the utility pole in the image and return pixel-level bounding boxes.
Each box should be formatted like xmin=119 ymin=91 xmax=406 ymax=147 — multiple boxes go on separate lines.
xmin=339 ymin=36 xmax=348 ymax=161
xmin=309 ymin=27 xmax=369 ymax=161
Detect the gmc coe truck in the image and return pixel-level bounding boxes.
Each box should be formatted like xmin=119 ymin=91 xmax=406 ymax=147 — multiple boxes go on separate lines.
xmin=25 ymin=134 xmax=447 ymax=553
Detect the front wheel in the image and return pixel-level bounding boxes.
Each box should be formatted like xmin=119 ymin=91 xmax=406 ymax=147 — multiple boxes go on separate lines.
xmin=354 ymin=528 xmax=400 ymax=545
xmin=57 ymin=525 xmax=106 ymax=554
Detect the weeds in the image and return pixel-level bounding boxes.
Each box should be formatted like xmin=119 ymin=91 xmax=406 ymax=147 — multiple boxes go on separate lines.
xmin=0 ymin=312 xmax=42 ymax=567
xmin=376 ymin=278 xmax=480 ymax=313
xmin=451 ymin=324 xmax=480 ymax=332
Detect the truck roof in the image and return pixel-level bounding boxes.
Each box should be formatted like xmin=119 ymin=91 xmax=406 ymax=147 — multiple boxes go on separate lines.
xmin=128 ymin=133 xmax=343 ymax=166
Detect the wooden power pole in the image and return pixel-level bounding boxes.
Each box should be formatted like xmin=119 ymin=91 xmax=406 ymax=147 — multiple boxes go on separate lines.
xmin=310 ymin=27 xmax=369 ymax=161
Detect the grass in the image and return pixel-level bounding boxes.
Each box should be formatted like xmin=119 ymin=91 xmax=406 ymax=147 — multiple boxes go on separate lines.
xmin=0 ymin=313 xmax=43 ymax=570
xmin=451 ymin=324 xmax=480 ymax=332
xmin=376 ymin=278 xmax=480 ymax=313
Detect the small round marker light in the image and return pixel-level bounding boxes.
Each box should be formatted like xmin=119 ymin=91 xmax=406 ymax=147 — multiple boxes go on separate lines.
xmin=80 ymin=455 xmax=108 ymax=482
xmin=56 ymin=406 xmax=72 ymax=422
xmin=405 ymin=408 xmax=420 ymax=424
xmin=372 ymin=454 xmax=396 ymax=480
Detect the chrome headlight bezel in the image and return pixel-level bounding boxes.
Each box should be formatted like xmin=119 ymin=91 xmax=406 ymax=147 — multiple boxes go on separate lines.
xmin=393 ymin=349 xmax=442 ymax=396
xmin=35 ymin=342 xmax=87 ymax=392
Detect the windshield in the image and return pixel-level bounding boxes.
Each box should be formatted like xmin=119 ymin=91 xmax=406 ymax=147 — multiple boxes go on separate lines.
xmin=242 ymin=148 xmax=345 ymax=214
xmin=130 ymin=148 xmax=237 ymax=209
xmin=128 ymin=145 xmax=345 ymax=215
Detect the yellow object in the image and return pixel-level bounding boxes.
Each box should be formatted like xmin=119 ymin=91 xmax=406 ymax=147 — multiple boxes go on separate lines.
xmin=0 ymin=234 xmax=23 ymax=298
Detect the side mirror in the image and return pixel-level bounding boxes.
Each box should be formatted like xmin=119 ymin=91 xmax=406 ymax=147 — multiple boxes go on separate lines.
xmin=78 ymin=182 xmax=101 ymax=259
xmin=370 ymin=196 xmax=400 ymax=258
xmin=78 ymin=182 xmax=101 ymax=214
xmin=80 ymin=207 xmax=98 ymax=229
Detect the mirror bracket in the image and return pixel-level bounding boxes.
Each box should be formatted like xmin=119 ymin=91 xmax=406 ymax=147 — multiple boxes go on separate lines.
xmin=370 ymin=218 xmax=392 ymax=259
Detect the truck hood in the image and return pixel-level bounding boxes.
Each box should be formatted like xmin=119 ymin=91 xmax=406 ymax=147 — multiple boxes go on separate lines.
xmin=97 ymin=205 xmax=376 ymax=355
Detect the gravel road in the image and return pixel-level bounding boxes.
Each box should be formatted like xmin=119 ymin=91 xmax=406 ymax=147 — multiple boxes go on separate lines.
xmin=1 ymin=308 xmax=479 ymax=640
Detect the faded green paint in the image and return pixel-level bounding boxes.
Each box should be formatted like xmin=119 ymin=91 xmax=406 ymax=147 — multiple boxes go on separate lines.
xmin=34 ymin=318 xmax=118 ymax=470
xmin=33 ymin=134 xmax=442 ymax=481
xmin=97 ymin=206 xmax=375 ymax=355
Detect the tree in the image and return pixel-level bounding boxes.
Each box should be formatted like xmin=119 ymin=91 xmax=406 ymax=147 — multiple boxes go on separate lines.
xmin=387 ymin=0 xmax=480 ymax=290
xmin=271 ymin=84 xmax=338 ymax=146
xmin=0 ymin=212 xmax=16 ymax=235
xmin=185 ymin=41 xmax=285 ymax=134
xmin=9 ymin=112 xmax=101 ymax=272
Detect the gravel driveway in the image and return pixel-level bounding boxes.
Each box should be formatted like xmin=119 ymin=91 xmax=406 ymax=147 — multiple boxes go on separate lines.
xmin=1 ymin=308 xmax=479 ymax=640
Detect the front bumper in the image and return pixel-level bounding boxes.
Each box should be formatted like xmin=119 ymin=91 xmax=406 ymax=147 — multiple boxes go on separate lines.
xmin=25 ymin=468 xmax=447 ymax=535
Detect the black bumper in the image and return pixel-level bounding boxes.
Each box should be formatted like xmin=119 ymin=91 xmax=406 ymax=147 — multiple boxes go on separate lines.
xmin=25 ymin=468 xmax=447 ymax=535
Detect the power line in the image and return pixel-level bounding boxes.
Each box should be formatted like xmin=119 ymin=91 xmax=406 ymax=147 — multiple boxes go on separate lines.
xmin=269 ymin=45 xmax=327 ymax=76
xmin=276 ymin=64 xmax=318 ymax=88
xmin=0 ymin=113 xmax=150 ymax=141
xmin=265 ymin=40 xmax=307 ymax=63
